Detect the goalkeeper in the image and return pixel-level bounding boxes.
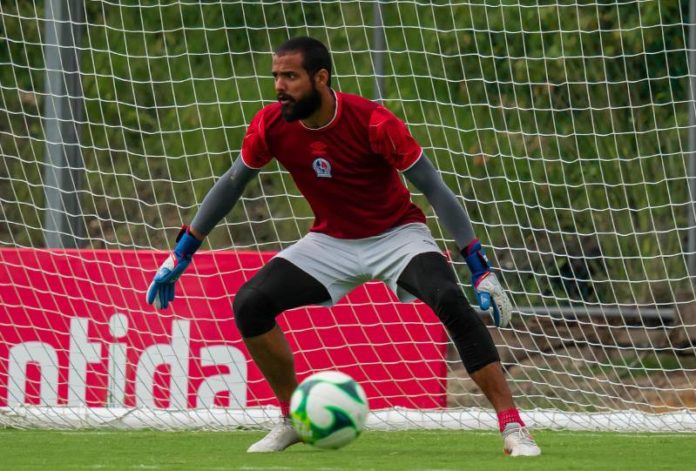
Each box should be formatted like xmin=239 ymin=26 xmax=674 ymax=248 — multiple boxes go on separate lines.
xmin=146 ymin=36 xmax=540 ymax=457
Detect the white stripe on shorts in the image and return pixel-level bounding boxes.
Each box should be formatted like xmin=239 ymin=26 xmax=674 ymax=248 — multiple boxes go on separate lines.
xmin=274 ymin=223 xmax=443 ymax=306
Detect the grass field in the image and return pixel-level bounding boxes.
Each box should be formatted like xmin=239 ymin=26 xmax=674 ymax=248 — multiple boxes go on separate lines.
xmin=2 ymin=429 xmax=691 ymax=470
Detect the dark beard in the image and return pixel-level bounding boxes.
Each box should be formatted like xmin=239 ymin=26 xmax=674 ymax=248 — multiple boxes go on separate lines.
xmin=280 ymin=85 xmax=322 ymax=122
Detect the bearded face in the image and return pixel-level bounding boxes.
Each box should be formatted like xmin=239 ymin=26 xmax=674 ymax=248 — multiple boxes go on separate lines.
xmin=277 ymin=78 xmax=322 ymax=122
xmin=273 ymin=52 xmax=327 ymax=123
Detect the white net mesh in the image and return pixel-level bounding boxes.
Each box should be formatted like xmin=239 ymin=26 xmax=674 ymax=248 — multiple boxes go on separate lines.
xmin=1 ymin=0 xmax=696 ymax=431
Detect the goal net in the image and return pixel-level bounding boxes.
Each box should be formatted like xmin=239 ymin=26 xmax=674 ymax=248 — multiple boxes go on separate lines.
xmin=1 ymin=0 xmax=695 ymax=432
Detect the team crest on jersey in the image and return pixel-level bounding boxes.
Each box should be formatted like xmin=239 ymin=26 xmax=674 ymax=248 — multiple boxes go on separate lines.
xmin=312 ymin=157 xmax=332 ymax=178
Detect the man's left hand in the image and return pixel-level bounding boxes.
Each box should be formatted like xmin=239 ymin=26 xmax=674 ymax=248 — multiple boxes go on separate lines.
xmin=472 ymin=272 xmax=512 ymax=328
xmin=463 ymin=240 xmax=513 ymax=328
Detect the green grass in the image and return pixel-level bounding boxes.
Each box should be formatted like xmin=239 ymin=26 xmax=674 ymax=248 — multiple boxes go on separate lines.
xmin=2 ymin=429 xmax=692 ymax=470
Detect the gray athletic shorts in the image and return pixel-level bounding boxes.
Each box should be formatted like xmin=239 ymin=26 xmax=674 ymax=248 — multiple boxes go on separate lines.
xmin=274 ymin=223 xmax=442 ymax=306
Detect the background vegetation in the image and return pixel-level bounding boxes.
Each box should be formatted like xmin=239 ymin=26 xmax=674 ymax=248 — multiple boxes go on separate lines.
xmin=1 ymin=0 xmax=693 ymax=309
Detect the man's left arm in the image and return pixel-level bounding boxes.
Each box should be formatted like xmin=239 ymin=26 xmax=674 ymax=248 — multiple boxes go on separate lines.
xmin=403 ymin=154 xmax=513 ymax=327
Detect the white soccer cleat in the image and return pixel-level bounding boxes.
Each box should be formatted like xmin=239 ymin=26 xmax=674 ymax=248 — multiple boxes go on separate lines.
xmin=502 ymin=423 xmax=541 ymax=457
xmin=247 ymin=418 xmax=302 ymax=453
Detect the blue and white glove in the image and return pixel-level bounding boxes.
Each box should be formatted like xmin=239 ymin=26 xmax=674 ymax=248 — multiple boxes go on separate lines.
xmin=463 ymin=240 xmax=512 ymax=328
xmin=146 ymin=225 xmax=202 ymax=310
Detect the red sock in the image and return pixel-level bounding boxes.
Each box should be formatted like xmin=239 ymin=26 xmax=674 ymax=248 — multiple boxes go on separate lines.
xmin=279 ymin=400 xmax=290 ymax=418
xmin=497 ymin=407 xmax=524 ymax=432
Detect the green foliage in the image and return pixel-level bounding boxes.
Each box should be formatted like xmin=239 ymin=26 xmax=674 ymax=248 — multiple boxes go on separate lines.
xmin=0 ymin=1 xmax=691 ymax=304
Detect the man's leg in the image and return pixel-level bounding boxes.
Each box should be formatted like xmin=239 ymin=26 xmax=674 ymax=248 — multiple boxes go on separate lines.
xmin=243 ymin=324 xmax=297 ymax=405
xmin=233 ymin=257 xmax=331 ymax=452
xmin=397 ymin=252 xmax=540 ymax=456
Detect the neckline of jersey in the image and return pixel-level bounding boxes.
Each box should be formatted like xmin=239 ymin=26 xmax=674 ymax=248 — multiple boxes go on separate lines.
xmin=299 ymin=90 xmax=341 ymax=132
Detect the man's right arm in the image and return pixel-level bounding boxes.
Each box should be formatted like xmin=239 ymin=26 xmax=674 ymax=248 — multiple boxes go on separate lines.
xmin=189 ymin=157 xmax=260 ymax=238
xmin=147 ymin=105 xmax=270 ymax=310
xmin=145 ymin=157 xmax=259 ymax=309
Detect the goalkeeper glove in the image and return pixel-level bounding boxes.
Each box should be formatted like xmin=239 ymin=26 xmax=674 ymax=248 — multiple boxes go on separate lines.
xmin=146 ymin=224 xmax=202 ymax=310
xmin=463 ymin=240 xmax=512 ymax=328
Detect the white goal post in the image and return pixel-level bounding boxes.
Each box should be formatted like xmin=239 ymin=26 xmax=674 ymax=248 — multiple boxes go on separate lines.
xmin=1 ymin=1 xmax=696 ymax=432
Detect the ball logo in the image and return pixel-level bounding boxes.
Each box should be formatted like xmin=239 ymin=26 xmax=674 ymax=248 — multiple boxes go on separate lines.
xmin=312 ymin=158 xmax=332 ymax=178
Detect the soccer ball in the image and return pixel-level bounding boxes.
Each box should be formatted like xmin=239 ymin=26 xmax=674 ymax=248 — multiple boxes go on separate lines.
xmin=289 ymin=370 xmax=369 ymax=449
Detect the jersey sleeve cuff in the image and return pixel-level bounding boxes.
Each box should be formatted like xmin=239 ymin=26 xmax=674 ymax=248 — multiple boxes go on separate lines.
xmin=398 ymin=150 xmax=424 ymax=173
xmin=240 ymin=151 xmax=267 ymax=170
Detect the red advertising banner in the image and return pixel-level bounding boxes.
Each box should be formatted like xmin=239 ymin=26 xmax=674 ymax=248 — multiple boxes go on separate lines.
xmin=0 ymin=248 xmax=447 ymax=411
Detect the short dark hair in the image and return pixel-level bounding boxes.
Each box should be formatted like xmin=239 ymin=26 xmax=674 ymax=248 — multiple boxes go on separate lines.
xmin=275 ymin=36 xmax=332 ymax=87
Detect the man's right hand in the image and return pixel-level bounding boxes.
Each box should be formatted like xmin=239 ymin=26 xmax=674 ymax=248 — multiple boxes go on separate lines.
xmin=146 ymin=225 xmax=202 ymax=310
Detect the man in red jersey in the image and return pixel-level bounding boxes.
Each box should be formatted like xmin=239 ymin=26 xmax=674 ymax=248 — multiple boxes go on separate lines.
xmin=147 ymin=37 xmax=540 ymax=457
